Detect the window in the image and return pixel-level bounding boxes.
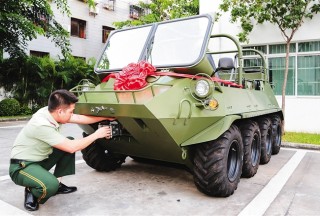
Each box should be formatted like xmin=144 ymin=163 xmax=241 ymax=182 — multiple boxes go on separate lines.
xmin=244 ymin=40 xmax=320 ymax=96
xmin=35 ymin=13 xmax=50 ymax=31
xmin=298 ymin=41 xmax=320 ymax=52
xmin=243 ymin=45 xmax=267 ymax=55
xmin=102 ymin=26 xmax=115 ymax=43
xmin=30 ymin=50 xmax=49 ymax=58
xmin=244 ymin=58 xmax=263 ymax=67
xmin=242 ymin=45 xmax=265 ymax=69
xmin=73 ymin=56 xmax=86 ymax=61
xmin=268 ymin=57 xmax=295 ymax=95
xmin=129 ymin=5 xmax=144 ymax=19
xmin=269 ymin=44 xmax=295 ymax=54
xmin=297 ymin=55 xmax=320 ymax=96
xmin=71 ymin=18 xmax=86 ymax=39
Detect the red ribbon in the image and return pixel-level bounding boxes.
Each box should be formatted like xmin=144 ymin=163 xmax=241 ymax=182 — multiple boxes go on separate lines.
xmin=102 ymin=61 xmax=156 ymax=90
xmin=102 ymin=61 xmax=242 ymax=89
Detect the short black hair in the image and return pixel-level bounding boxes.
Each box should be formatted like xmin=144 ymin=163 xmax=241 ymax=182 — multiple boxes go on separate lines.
xmin=48 ymin=89 xmax=78 ymax=112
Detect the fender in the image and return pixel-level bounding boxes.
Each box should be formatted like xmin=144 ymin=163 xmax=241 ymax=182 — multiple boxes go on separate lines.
xmin=180 ymin=115 xmax=241 ymax=146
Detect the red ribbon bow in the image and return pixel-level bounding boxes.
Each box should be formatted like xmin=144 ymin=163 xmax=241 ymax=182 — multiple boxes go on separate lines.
xmin=103 ymin=61 xmax=156 ymax=90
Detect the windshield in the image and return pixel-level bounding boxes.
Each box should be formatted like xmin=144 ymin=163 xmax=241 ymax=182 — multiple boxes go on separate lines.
xmin=96 ymin=26 xmax=152 ymax=71
xmin=95 ymin=15 xmax=212 ymax=73
xmin=150 ymin=17 xmax=210 ymax=67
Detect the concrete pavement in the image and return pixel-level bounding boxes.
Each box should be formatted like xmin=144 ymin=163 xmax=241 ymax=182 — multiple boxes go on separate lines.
xmin=0 ymin=119 xmax=319 ymax=215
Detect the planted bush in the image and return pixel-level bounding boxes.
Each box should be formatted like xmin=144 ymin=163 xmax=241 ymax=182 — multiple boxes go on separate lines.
xmin=0 ymin=98 xmax=20 ymax=116
xmin=0 ymin=55 xmax=98 ymax=110
xmin=19 ymin=105 xmax=33 ymax=115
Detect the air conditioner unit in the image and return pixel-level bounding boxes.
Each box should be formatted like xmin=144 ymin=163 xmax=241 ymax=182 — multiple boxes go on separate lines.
xmin=103 ymin=1 xmax=114 ymax=11
xmin=89 ymin=7 xmax=99 ymax=15
xmin=103 ymin=3 xmax=110 ymax=9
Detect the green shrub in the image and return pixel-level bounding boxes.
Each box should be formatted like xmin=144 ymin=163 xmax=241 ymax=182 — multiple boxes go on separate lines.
xmin=31 ymin=104 xmax=41 ymax=113
xmin=19 ymin=105 xmax=33 ymax=115
xmin=0 ymin=98 xmax=20 ymax=116
xmin=0 ymin=56 xmax=98 ymax=108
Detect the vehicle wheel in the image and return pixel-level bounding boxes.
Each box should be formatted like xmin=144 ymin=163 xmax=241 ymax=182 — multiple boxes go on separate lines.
xmin=239 ymin=120 xmax=261 ymax=178
xmin=81 ymin=138 xmax=126 ymax=172
xmin=271 ymin=115 xmax=282 ymax=155
xmin=258 ymin=117 xmax=272 ymax=164
xmin=193 ymin=125 xmax=243 ymax=197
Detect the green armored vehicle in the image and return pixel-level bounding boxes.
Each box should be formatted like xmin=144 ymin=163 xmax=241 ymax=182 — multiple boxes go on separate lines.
xmin=71 ymin=14 xmax=283 ymax=197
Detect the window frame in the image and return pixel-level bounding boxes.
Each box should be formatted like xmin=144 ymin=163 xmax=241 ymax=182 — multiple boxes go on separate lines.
xmin=30 ymin=50 xmax=50 ymax=58
xmin=102 ymin=26 xmax=115 ymax=43
xmin=71 ymin=18 xmax=87 ymax=39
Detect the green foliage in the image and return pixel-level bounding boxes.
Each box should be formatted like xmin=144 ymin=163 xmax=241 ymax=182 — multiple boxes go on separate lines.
xmin=219 ymin=0 xmax=320 ymax=43
xmin=283 ymin=132 xmax=320 ymax=145
xmin=0 ymin=56 xmax=56 ymax=106
xmin=113 ymin=0 xmax=199 ymax=29
xmin=0 ymin=56 xmax=98 ymax=109
xmin=31 ymin=104 xmax=41 ymax=113
xmin=55 ymin=56 xmax=99 ymax=90
xmin=0 ymin=98 xmax=20 ymax=116
xmin=19 ymin=105 xmax=33 ymax=115
xmin=0 ymin=0 xmax=71 ymax=58
xmin=170 ymin=0 xmax=199 ymax=19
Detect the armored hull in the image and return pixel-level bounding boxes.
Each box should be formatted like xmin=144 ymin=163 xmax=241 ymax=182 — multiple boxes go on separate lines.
xmin=71 ymin=14 xmax=283 ymax=197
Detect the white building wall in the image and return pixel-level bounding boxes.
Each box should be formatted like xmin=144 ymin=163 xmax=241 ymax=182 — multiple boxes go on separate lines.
xmin=278 ymin=97 xmax=320 ymax=133
xmin=200 ymin=0 xmax=320 ymax=133
xmin=27 ymin=0 xmax=142 ymax=60
xmin=1 ymin=0 xmax=143 ymax=101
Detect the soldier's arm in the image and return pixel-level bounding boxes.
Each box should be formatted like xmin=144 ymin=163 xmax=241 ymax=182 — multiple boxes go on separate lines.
xmin=53 ymin=126 xmax=112 ymax=153
xmin=68 ymin=114 xmax=115 ymax=124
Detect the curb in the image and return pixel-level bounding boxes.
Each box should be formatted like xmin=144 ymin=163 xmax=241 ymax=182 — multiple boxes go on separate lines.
xmin=0 ymin=117 xmax=31 ymax=122
xmin=282 ymin=142 xmax=320 ymax=151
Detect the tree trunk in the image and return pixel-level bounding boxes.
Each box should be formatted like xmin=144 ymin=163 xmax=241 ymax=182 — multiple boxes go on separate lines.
xmin=281 ymin=42 xmax=291 ymax=134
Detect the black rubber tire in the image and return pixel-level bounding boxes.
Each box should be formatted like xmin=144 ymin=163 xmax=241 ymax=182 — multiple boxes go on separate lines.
xmin=258 ymin=117 xmax=272 ymax=164
xmin=81 ymin=141 xmax=126 ymax=172
xmin=271 ymin=115 xmax=282 ymax=155
xmin=193 ymin=125 xmax=243 ymax=197
xmin=239 ymin=120 xmax=261 ymax=178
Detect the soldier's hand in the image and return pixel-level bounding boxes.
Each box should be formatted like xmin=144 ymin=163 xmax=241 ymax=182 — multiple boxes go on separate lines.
xmin=95 ymin=126 xmax=112 ymax=139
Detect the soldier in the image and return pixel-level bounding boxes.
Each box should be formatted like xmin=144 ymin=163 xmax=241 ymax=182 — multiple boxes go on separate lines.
xmin=9 ymin=89 xmax=114 ymax=211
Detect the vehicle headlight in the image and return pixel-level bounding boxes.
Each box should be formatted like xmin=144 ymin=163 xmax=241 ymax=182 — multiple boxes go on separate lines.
xmin=194 ymin=79 xmax=212 ymax=98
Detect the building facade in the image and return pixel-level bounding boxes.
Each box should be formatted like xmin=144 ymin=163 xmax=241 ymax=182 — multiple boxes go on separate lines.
xmin=1 ymin=0 xmax=147 ymax=100
xmin=27 ymin=0 xmax=145 ymax=60
xmin=200 ymin=0 xmax=320 ymax=133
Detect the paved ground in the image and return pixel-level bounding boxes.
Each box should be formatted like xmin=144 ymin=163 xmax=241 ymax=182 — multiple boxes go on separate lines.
xmin=1 ymin=121 xmax=320 ymax=216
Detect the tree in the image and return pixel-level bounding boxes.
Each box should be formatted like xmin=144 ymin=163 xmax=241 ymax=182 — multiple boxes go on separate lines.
xmin=0 ymin=0 xmax=95 ymax=58
xmin=113 ymin=0 xmax=199 ymax=29
xmin=0 ymin=0 xmax=69 ymax=58
xmin=219 ymin=0 xmax=320 ymax=130
xmin=0 ymin=55 xmax=98 ymax=107
xmin=0 ymin=0 xmax=98 ymax=107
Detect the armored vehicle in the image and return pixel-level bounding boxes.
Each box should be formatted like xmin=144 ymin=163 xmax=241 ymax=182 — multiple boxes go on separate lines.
xmin=70 ymin=14 xmax=283 ymax=197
